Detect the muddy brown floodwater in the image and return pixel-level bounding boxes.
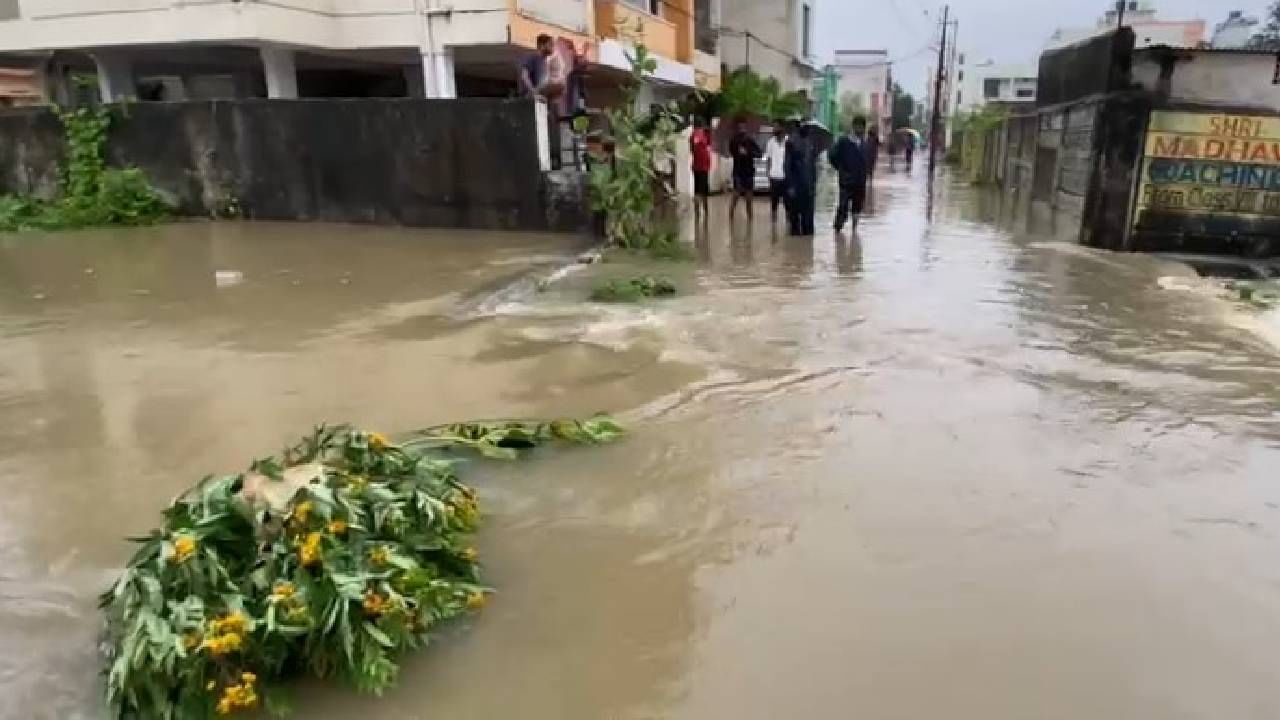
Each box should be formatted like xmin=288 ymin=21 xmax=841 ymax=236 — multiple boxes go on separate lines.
xmin=6 ymin=170 xmax=1280 ymax=719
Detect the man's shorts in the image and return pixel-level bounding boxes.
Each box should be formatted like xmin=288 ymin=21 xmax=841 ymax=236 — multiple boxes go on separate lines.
xmin=693 ymin=170 xmax=710 ymax=197
xmin=732 ymin=171 xmax=754 ymax=194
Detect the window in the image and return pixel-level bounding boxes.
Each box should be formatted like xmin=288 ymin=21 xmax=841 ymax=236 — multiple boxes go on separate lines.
xmin=958 ymin=70 xmax=964 ymax=82
xmin=983 ymin=78 xmax=999 ymax=99
xmin=621 ymin=0 xmax=661 ymax=14
xmin=956 ymin=90 xmax=962 ymax=106
xmin=959 ymin=53 xmax=966 ymax=65
xmin=1016 ymin=88 xmax=1034 ymax=99
xmin=802 ymin=3 xmax=813 ymax=57
xmin=1128 ymin=1 xmax=1137 ymax=10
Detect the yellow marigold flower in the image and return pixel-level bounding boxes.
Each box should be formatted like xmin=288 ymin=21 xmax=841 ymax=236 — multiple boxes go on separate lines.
xmin=212 ymin=612 xmax=248 ymax=635
xmin=327 ymin=519 xmax=348 ymax=535
xmin=368 ymin=432 xmax=389 ymax=450
xmin=202 ymin=632 xmax=243 ymax=657
xmin=362 ymin=590 xmax=386 ymax=617
xmin=291 ymin=500 xmax=314 ymax=526
xmin=465 ymin=591 xmax=487 ymax=611
xmin=299 ymin=532 xmax=323 ymax=567
xmin=241 ymin=672 xmax=256 ymax=684
xmin=460 ymin=547 xmax=478 ymax=562
xmin=171 ymin=535 xmax=196 ymax=564
xmin=182 ymin=632 xmax=201 ymax=650
xmin=216 ymin=681 xmax=258 ymax=715
xmin=368 ymin=545 xmax=390 ymax=567
xmin=269 ymin=581 xmax=295 ymax=603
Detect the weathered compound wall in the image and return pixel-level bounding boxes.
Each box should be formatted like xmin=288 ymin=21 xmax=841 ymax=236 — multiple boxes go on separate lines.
xmin=0 ymin=98 xmax=584 ymax=232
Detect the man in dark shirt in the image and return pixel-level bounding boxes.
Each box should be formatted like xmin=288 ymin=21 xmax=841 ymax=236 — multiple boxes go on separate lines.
xmin=828 ymin=115 xmax=870 ymax=232
xmin=785 ymin=121 xmax=819 ymax=236
xmin=728 ymin=120 xmax=761 ymax=220
xmin=519 ymin=34 xmax=553 ymax=96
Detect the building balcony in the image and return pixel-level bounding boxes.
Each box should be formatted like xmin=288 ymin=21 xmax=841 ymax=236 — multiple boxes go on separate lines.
xmin=595 ymin=0 xmax=678 ymax=63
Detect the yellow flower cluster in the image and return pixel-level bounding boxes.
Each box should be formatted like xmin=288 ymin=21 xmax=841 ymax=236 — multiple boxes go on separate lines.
xmin=298 ymin=532 xmax=322 ymax=567
xmin=327 ymin=518 xmax=348 ymax=535
xmin=291 ymin=500 xmax=314 ymax=526
xmin=465 ymin=591 xmax=487 ymax=611
xmin=368 ymin=432 xmax=389 ymax=450
xmin=268 ymin=581 xmax=295 ymax=604
xmin=460 ymin=547 xmax=478 ymax=562
xmin=368 ymin=545 xmax=390 ymax=567
xmin=170 ymin=535 xmax=196 ymax=564
xmin=215 ymin=672 xmax=258 ymax=715
xmin=451 ymin=492 xmax=480 ymax=527
xmin=362 ymin=590 xmax=387 ymax=617
xmin=202 ymin=613 xmax=248 ymax=657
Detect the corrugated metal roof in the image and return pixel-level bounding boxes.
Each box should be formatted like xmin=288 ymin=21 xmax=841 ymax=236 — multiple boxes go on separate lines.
xmin=1136 ymin=44 xmax=1276 ymax=55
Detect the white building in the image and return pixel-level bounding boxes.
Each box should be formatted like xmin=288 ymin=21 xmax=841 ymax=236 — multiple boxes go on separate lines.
xmin=1047 ymin=1 xmax=1207 ymax=50
xmin=1211 ymin=10 xmax=1260 ymax=49
xmin=0 ymin=0 xmax=702 ymax=103
xmin=832 ymin=49 xmax=891 ymax=136
xmin=952 ymin=58 xmax=1037 ymax=116
xmin=718 ymin=0 xmax=821 ymax=94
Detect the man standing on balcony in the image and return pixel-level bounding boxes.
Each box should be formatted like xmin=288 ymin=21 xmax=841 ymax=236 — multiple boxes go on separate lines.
xmin=519 ymin=34 xmax=555 ymax=97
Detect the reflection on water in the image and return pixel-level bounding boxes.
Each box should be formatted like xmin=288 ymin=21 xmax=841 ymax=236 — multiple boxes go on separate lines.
xmin=7 ymin=170 xmax=1280 ymax=719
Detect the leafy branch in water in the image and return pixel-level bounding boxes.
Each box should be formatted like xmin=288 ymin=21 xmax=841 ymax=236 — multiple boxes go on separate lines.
xmin=588 ymin=41 xmax=685 ymax=258
xmin=101 ymin=417 xmax=621 ymax=718
xmin=0 ymin=105 xmax=168 ymax=231
xmin=590 ymin=276 xmax=676 ymax=303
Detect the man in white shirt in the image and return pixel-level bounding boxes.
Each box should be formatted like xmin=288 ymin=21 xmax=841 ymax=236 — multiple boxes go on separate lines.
xmin=764 ymin=122 xmax=789 ymax=224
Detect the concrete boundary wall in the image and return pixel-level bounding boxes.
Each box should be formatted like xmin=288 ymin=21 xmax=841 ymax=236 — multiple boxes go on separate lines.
xmin=0 ymin=98 xmax=582 ymax=231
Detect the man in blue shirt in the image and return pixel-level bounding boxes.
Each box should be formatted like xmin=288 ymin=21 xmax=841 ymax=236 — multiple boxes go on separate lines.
xmin=828 ymin=116 xmax=870 ymax=232
xmin=519 ymin=34 xmax=554 ymax=96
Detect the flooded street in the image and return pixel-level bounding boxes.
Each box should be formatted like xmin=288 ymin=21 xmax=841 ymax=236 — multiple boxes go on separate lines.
xmin=6 ymin=169 xmax=1280 ymax=719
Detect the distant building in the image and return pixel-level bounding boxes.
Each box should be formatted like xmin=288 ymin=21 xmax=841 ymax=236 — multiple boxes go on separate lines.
xmin=1211 ymin=10 xmax=1260 ymax=48
xmin=718 ymin=0 xmax=821 ymax=95
xmin=951 ymin=58 xmax=1037 ymax=117
xmin=1047 ymin=1 xmax=1206 ymax=50
xmin=833 ymin=49 xmax=891 ymax=137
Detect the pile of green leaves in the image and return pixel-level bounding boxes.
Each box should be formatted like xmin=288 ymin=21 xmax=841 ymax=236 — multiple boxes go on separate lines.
xmin=590 ymin=276 xmax=677 ymax=303
xmin=101 ymin=418 xmax=621 ymax=718
xmin=0 ymin=106 xmax=168 ymax=232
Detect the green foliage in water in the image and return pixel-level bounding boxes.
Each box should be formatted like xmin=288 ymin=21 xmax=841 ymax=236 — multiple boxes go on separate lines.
xmin=0 ymin=105 xmax=168 ymax=232
xmin=590 ymin=275 xmax=677 ymax=303
xmin=587 ymin=40 xmax=686 ymax=259
xmin=101 ymin=417 xmax=621 ymax=719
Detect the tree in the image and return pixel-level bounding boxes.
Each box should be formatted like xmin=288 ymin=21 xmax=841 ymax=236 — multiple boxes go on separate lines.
xmin=891 ymin=82 xmax=916 ymax=131
xmin=715 ymin=67 xmax=811 ymax=121
xmin=1251 ymin=1 xmax=1280 ymax=48
xmin=838 ymin=91 xmax=877 ymax=131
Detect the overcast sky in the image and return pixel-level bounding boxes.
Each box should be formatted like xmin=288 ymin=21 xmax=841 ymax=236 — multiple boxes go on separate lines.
xmin=816 ymin=0 xmax=1273 ymax=97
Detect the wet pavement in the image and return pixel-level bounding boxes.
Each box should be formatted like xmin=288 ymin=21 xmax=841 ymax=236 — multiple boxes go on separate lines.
xmin=6 ymin=168 xmax=1280 ymax=719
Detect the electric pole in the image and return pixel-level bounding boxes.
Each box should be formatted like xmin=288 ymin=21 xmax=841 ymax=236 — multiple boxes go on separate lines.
xmin=927 ymin=4 xmax=949 ymax=182
xmin=1116 ymin=0 xmax=1127 ymax=28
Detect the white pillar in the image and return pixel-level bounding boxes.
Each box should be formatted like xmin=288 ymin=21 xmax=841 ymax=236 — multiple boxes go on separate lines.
xmin=260 ymin=47 xmax=298 ymax=99
xmin=93 ymin=52 xmax=136 ymax=102
xmin=420 ymin=47 xmax=456 ymax=99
